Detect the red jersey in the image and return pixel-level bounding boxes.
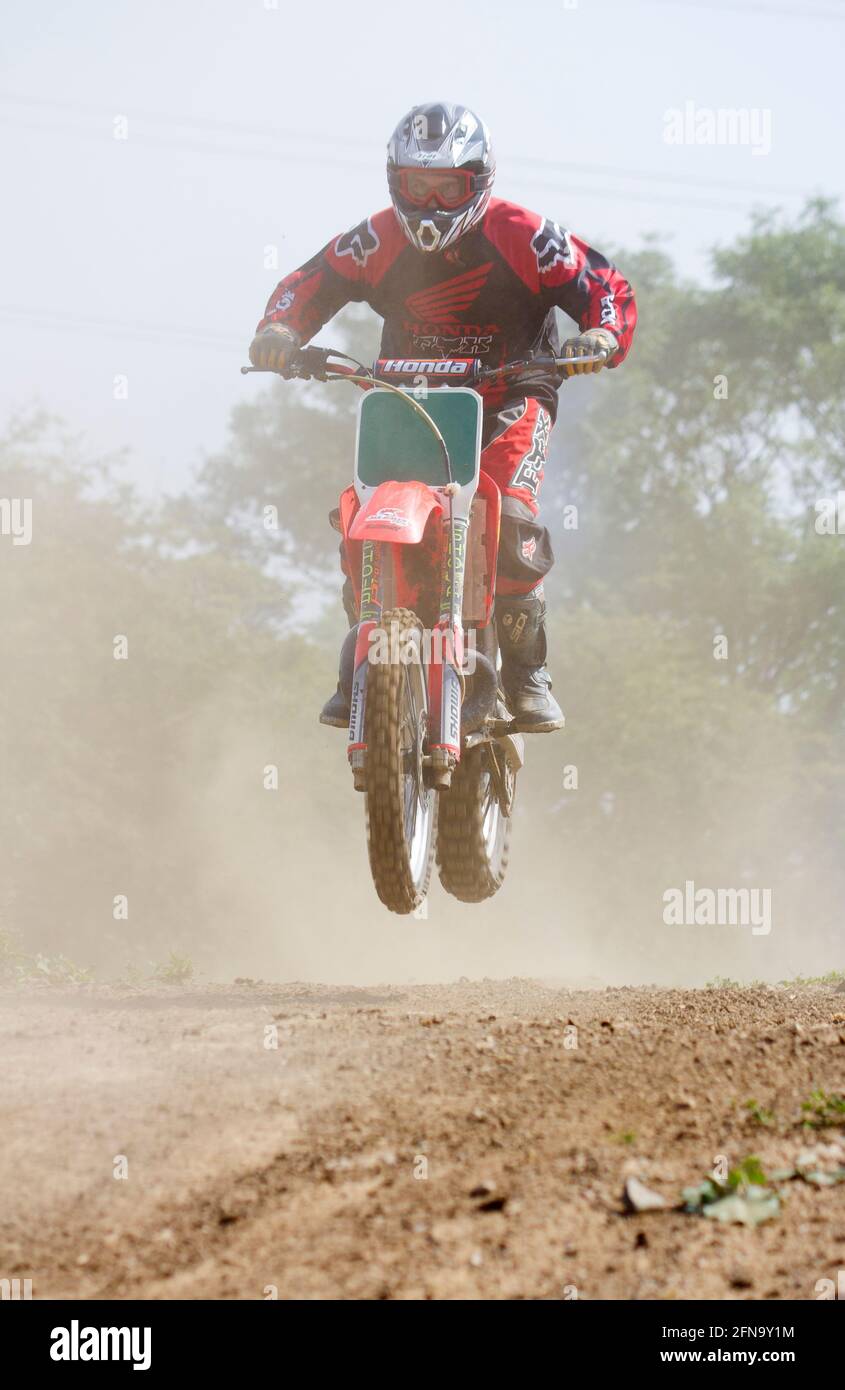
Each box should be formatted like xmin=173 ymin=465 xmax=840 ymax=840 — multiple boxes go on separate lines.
xmin=257 ymin=197 xmax=637 ymax=417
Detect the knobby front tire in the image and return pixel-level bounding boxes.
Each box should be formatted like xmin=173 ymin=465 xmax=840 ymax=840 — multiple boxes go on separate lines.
xmin=364 ymin=608 xmax=437 ymax=915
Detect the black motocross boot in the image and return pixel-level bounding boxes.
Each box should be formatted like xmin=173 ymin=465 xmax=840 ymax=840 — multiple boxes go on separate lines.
xmin=319 ymin=578 xmax=356 ymax=728
xmin=319 ymin=681 xmax=351 ymax=728
xmin=496 ymin=593 xmax=564 ymax=733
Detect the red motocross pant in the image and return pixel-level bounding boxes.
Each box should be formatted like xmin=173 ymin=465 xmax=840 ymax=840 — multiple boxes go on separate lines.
xmin=480 ymin=396 xmax=555 ymax=597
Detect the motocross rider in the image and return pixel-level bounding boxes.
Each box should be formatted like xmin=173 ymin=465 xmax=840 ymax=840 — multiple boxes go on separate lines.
xmin=249 ymin=102 xmax=637 ymax=731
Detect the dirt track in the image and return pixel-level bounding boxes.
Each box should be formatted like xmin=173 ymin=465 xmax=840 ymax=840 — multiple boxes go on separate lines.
xmin=1 ymin=978 xmax=844 ymax=1300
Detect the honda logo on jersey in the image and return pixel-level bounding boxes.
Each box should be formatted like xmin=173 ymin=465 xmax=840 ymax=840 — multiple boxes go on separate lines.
xmin=334 ymin=217 xmax=380 ymax=268
xmin=405 ymin=262 xmax=493 ymax=325
xmin=531 ymin=218 xmax=575 ymax=274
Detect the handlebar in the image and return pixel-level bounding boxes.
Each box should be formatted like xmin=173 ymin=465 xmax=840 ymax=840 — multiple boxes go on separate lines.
xmin=475 ymin=353 xmax=608 ymax=385
xmin=240 ymin=347 xmax=607 ymax=386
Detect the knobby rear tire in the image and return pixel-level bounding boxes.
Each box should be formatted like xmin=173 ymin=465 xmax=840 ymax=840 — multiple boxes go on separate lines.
xmin=437 ymin=745 xmax=511 ymax=902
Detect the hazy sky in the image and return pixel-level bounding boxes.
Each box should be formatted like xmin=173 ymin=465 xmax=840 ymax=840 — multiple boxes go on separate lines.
xmin=2 ymin=0 xmax=843 ymax=492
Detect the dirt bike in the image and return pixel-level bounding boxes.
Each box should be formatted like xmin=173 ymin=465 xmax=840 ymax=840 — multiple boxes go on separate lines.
xmin=242 ymin=347 xmax=599 ymax=915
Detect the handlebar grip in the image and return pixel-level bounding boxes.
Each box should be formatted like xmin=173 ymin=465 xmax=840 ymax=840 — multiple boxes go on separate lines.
xmin=240 ymin=347 xmax=333 ymax=380
xmin=294 ymin=345 xmax=333 ymax=381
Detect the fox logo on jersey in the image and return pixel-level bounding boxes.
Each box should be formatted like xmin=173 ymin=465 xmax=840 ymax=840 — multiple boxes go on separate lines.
xmin=334 ymin=218 xmax=381 ymax=268
xmin=599 ymin=291 xmax=618 ymax=328
xmin=531 ymin=218 xmax=574 ymax=274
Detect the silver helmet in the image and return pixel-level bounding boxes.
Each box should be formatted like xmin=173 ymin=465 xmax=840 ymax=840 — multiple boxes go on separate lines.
xmin=387 ymin=102 xmax=495 ymax=254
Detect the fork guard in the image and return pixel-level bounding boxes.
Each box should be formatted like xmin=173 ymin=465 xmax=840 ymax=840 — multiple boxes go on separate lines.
xmin=348 ymin=480 xmax=443 ymax=544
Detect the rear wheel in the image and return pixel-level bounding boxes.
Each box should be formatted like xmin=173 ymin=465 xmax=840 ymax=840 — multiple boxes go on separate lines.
xmin=364 ymin=608 xmax=437 ymax=914
xmin=437 ymin=744 xmax=512 ymax=902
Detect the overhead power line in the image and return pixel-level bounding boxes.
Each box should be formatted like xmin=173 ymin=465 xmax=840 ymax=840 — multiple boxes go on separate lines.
xmin=1 ymin=112 xmax=769 ymax=213
xmin=0 ymin=304 xmax=244 ymax=351
xmin=0 ymin=91 xmax=816 ymax=209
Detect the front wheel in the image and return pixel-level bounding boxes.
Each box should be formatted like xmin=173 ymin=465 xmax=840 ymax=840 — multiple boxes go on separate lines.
xmin=437 ymin=745 xmax=512 ymax=902
xmin=364 ymin=608 xmax=437 ymax=914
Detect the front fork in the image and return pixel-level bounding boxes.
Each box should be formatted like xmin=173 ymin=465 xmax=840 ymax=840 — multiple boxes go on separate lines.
xmin=427 ymin=513 xmax=468 ymax=788
xmin=346 ymin=515 xmax=469 ymax=792
xmin=347 ymin=538 xmax=381 ymax=790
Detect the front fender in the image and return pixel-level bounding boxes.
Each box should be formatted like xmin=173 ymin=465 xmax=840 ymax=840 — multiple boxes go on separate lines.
xmin=348 ymin=480 xmax=443 ymax=544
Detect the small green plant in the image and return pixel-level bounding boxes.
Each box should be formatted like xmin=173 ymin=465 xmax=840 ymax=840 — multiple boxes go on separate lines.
xmin=682 ymin=1155 xmax=777 ymax=1226
xmin=778 ymin=971 xmax=845 ymax=987
xmin=32 ymin=953 xmax=94 ymax=985
xmin=728 ymin=1155 xmax=768 ymax=1188
xmin=0 ymin=929 xmax=93 ymax=985
xmin=800 ymin=1089 xmax=845 ymax=1129
xmin=151 ymin=951 xmax=194 ymax=985
xmin=615 ymin=1130 xmax=637 ymax=1145
xmin=684 ymin=1154 xmax=768 ymax=1208
xmin=0 ymin=927 xmax=25 ymax=976
xmin=744 ymin=1098 xmax=776 ymax=1128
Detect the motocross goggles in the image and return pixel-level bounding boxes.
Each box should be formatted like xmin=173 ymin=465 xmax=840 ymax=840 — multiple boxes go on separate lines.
xmin=391 ymin=166 xmax=478 ymax=209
